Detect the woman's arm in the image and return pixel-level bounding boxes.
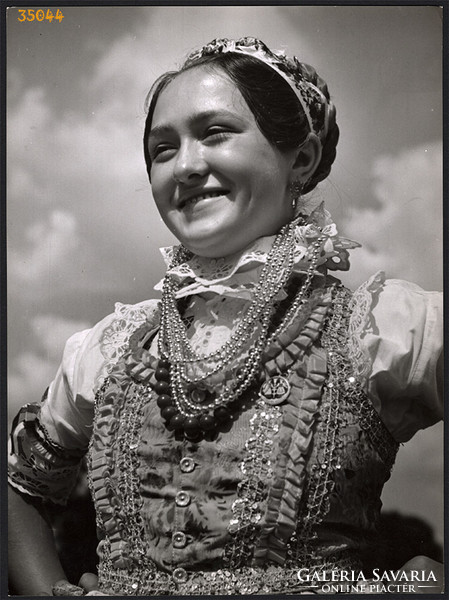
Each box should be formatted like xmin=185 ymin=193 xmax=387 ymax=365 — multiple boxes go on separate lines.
xmin=8 ymin=485 xmax=67 ymax=595
xmin=398 ymin=556 xmax=444 ymax=594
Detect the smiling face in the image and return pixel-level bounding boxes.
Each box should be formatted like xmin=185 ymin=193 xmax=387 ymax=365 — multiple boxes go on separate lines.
xmin=147 ymin=66 xmax=300 ymax=258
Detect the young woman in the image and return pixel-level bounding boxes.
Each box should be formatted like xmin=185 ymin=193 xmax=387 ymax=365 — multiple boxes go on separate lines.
xmin=8 ymin=37 xmax=443 ymax=595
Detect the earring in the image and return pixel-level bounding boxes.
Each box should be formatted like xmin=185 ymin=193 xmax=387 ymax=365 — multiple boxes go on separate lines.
xmin=289 ymin=179 xmax=303 ymax=211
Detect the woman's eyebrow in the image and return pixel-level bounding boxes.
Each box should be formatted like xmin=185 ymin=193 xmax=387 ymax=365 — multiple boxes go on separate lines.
xmin=148 ymin=124 xmax=174 ymax=142
xmin=149 ymin=109 xmax=245 ymax=140
xmin=188 ymin=109 xmax=245 ymax=123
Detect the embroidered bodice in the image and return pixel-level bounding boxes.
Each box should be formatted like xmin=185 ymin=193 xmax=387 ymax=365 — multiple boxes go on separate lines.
xmin=83 ymin=281 xmax=401 ymax=595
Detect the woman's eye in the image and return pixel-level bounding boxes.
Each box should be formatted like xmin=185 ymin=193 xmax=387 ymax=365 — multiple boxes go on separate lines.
xmin=151 ymin=144 xmax=175 ymax=161
xmin=204 ymin=127 xmax=233 ymax=142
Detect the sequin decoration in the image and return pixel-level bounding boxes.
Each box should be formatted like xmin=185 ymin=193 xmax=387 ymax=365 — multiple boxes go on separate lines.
xmin=224 ymin=399 xmax=281 ymax=569
xmin=97 ymin=560 xmax=360 ymax=595
xmin=286 ymin=284 xmax=399 ymax=567
xmin=88 ymin=376 xmax=159 ymax=586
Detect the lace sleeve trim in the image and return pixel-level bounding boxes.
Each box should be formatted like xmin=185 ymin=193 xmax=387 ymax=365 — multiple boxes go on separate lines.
xmin=99 ymin=301 xmax=160 ymax=374
xmin=347 ymin=271 xmax=385 ymax=383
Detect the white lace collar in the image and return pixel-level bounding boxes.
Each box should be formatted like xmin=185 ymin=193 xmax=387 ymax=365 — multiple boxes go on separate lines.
xmin=154 ymin=204 xmax=360 ymax=300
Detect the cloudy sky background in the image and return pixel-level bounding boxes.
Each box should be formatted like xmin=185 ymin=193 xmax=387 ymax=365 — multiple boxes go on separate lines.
xmin=7 ymin=6 xmax=443 ymax=544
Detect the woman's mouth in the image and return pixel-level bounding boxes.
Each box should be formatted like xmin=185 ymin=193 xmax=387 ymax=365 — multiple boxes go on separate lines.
xmin=180 ymin=190 xmax=229 ymax=209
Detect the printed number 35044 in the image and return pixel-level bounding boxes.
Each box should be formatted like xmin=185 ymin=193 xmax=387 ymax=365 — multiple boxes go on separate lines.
xmin=18 ymin=9 xmax=64 ymax=22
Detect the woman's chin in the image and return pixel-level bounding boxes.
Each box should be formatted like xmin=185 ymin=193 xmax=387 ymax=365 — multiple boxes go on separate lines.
xmin=181 ymin=235 xmax=250 ymax=259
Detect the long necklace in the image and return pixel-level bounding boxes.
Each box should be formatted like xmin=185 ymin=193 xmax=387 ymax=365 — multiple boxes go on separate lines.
xmin=152 ymin=221 xmax=324 ymax=440
xmin=158 ymin=221 xmax=297 ymax=367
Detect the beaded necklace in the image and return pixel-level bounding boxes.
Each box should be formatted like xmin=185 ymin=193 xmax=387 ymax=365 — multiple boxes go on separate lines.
xmin=152 ymin=219 xmax=324 ymax=441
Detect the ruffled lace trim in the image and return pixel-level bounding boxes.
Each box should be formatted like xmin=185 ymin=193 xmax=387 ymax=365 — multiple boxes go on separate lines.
xmin=347 ymin=271 xmax=386 ymax=383
xmin=155 ymin=204 xmax=360 ymax=300
xmin=254 ymin=286 xmax=334 ymax=565
xmin=88 ymin=366 xmax=157 ymax=571
xmin=99 ymin=301 xmax=160 ymax=374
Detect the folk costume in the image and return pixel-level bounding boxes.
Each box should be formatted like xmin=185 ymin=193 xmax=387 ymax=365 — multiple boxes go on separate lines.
xmin=8 ymin=37 xmax=443 ymax=595
xmin=8 ymin=206 xmax=443 ymax=595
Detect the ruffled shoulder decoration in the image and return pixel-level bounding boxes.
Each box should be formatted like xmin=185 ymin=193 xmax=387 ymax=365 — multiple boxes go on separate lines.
xmin=155 ymin=204 xmax=360 ymax=300
xmin=347 ymin=271 xmax=386 ymax=383
xmin=100 ymin=300 xmax=160 ymax=373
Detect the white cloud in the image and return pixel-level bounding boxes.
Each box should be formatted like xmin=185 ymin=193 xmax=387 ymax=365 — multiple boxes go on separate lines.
xmin=6 ymin=54 xmax=171 ymax=307
xmin=8 ymin=315 xmax=92 ymax=422
xmin=340 ymin=142 xmax=443 ymax=291
xmin=338 ymin=141 xmax=444 ymax=544
xmin=30 ymin=314 xmax=91 ymax=361
xmin=8 ymin=351 xmax=59 ymax=419
xmin=9 ymin=210 xmax=79 ymax=283
xmin=7 ymin=87 xmax=54 ymax=205
xmin=7 ymin=164 xmax=42 ymax=200
xmin=7 ymin=87 xmax=51 ymax=152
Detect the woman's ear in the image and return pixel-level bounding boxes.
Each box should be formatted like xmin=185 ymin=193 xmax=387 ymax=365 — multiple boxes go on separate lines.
xmin=291 ymin=133 xmax=322 ymax=184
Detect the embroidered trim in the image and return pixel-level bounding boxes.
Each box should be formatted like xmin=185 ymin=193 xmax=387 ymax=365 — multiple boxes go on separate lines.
xmin=347 ymin=271 xmax=386 ymax=382
xmin=223 ymin=400 xmax=281 ymax=569
xmin=112 ymin=381 xmax=154 ymax=567
xmin=222 ymin=284 xmax=335 ymax=568
xmin=99 ymin=301 xmax=160 ymax=373
xmin=254 ymin=287 xmax=334 ymax=565
xmin=340 ymin=283 xmax=398 ymax=468
xmin=98 ymin=558 xmax=360 ymax=596
xmin=88 ymin=376 xmax=158 ymax=572
xmin=287 ymin=284 xmax=398 ymax=565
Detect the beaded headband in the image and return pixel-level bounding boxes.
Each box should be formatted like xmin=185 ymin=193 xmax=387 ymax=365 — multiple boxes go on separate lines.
xmin=185 ymin=37 xmax=330 ymax=139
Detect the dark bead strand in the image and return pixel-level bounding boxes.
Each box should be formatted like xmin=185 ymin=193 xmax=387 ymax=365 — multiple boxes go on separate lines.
xmin=150 ymin=358 xmax=239 ymax=441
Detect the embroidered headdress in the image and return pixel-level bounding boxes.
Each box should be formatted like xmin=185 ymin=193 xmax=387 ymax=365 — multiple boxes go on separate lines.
xmin=184 ymin=37 xmax=331 ymax=140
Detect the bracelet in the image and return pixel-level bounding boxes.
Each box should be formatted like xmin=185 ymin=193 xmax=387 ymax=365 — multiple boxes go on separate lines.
xmin=52 ymin=580 xmax=84 ymax=596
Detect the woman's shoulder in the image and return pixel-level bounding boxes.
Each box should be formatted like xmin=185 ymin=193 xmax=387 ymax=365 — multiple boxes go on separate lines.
xmin=38 ymin=298 xmax=161 ymax=451
xmin=352 ymin=270 xmax=441 ymax=306
xmin=64 ymin=298 xmax=161 ymax=362
xmin=96 ymin=298 xmax=160 ymax=363
xmin=97 ymin=298 xmax=160 ymax=334
xmin=374 ymin=272 xmax=439 ymax=298
xmin=349 ymin=272 xmax=442 ymax=362
xmin=347 ymin=272 xmax=443 ymax=442
xmin=349 ymin=271 xmax=442 ymax=340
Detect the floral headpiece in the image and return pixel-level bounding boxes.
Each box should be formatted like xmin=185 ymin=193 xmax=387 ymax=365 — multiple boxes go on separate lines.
xmin=185 ymin=37 xmax=330 ymax=139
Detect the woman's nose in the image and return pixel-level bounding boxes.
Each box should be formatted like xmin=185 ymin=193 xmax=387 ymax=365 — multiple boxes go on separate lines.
xmin=173 ymin=140 xmax=208 ymax=183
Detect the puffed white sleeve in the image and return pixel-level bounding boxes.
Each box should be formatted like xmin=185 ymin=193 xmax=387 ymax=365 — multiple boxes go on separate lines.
xmin=8 ymin=299 xmax=160 ymax=504
xmin=7 ymin=314 xmax=114 ymax=504
xmin=349 ymin=272 xmax=443 ymax=443
xmin=39 ymin=316 xmax=116 ymax=450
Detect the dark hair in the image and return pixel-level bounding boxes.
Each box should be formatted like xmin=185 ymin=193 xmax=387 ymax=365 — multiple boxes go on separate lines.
xmin=143 ymin=52 xmax=339 ymax=194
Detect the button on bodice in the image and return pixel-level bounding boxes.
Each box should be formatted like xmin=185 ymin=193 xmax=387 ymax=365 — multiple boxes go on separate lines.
xmin=180 ymin=457 xmax=195 ymax=473
xmin=175 ymin=490 xmax=191 ymax=506
xmin=173 ymin=531 xmax=187 ymax=548
xmin=172 ymin=567 xmax=189 ymax=583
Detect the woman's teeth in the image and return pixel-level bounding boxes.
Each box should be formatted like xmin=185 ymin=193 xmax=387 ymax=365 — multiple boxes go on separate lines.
xmin=184 ymin=192 xmax=224 ymax=207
